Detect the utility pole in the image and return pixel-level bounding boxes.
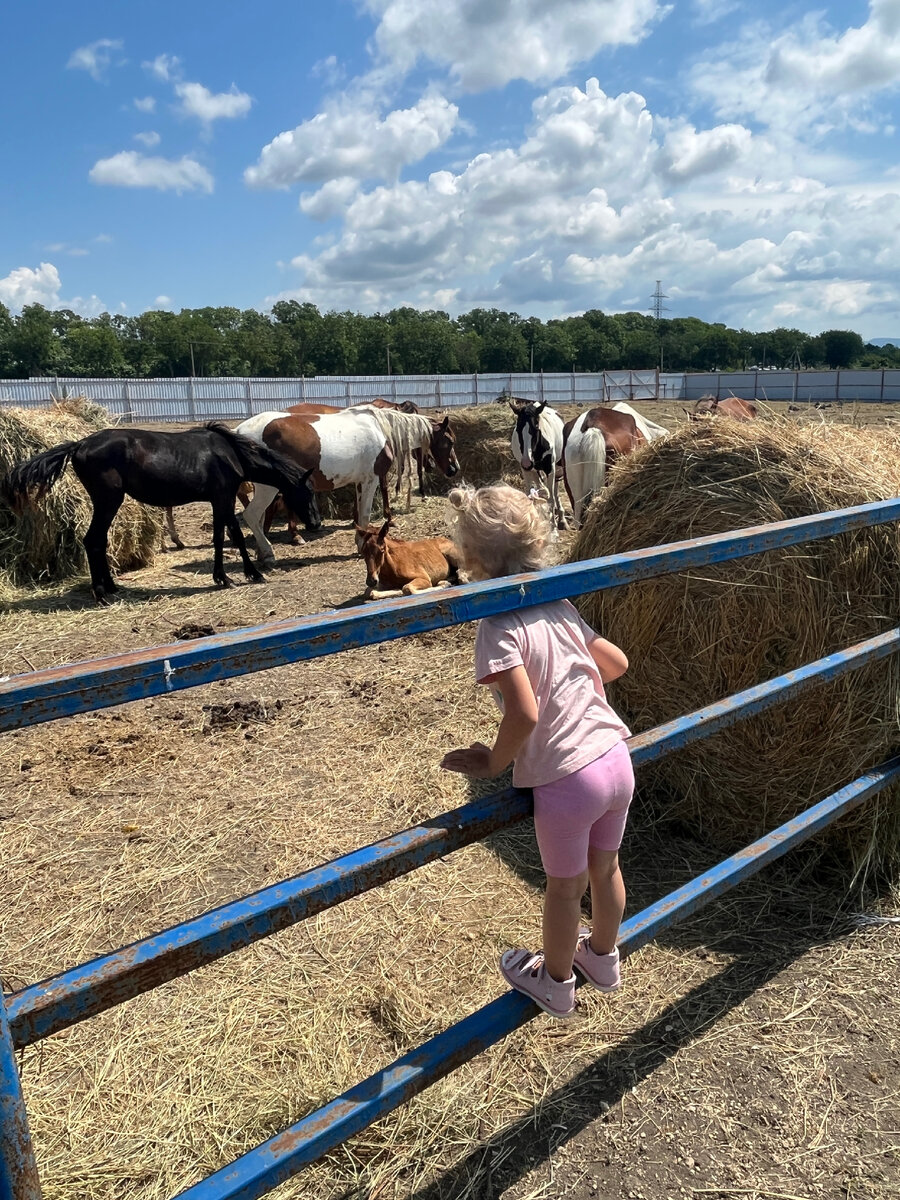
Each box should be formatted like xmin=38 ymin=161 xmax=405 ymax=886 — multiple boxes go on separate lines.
xmin=189 ymin=342 xmax=196 ymax=377
xmin=649 ymin=280 xmax=669 ymax=371
xmin=386 ymin=344 xmax=392 ymax=375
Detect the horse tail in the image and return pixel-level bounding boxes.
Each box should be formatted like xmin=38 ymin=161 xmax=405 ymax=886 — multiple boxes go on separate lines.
xmin=205 ymin=423 xmax=321 ymax=529
xmin=2 ymin=440 xmax=80 ymax=508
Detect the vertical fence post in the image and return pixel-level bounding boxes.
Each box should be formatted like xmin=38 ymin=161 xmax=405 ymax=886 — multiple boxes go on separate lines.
xmin=122 ymin=381 xmax=134 ymax=425
xmin=836 ymin=368 xmax=840 ymax=403
xmin=246 ymin=379 xmax=252 ymax=419
xmin=473 ymin=373 xmax=479 ymax=406
xmin=0 ymin=996 xmax=42 ymax=1200
xmin=188 ymin=377 xmax=197 ymax=423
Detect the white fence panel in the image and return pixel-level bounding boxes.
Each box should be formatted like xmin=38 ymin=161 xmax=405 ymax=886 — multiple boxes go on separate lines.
xmin=3 ymin=369 xmax=900 ymax=422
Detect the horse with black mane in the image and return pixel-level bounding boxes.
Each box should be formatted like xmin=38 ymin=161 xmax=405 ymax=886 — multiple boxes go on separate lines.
xmin=2 ymin=422 xmax=321 ymax=604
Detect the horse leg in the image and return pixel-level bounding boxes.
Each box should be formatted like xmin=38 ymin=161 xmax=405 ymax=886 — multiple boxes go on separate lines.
xmin=226 ymin=506 xmax=265 ymax=584
xmin=241 ymin=483 xmax=279 ymax=568
xmin=358 ymin=478 xmax=380 ymax=528
xmin=83 ymin=494 xmax=123 ymax=605
xmin=551 ymin=468 xmax=569 ymax=531
xmin=378 ymin=472 xmax=392 ymax=522
xmin=164 ymin=507 xmax=185 ymax=550
xmin=416 ymin=449 xmax=426 ymax=500
xmin=211 ymin=500 xmax=236 ymax=589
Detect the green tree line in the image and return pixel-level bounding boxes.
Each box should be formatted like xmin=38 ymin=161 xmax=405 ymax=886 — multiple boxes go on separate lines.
xmin=1 ymin=300 xmax=897 ymax=379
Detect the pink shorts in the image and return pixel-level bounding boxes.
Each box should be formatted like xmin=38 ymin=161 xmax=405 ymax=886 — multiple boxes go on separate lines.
xmin=532 ymin=740 xmax=634 ymax=878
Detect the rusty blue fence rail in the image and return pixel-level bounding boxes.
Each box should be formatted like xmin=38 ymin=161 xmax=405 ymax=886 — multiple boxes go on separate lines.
xmin=3 ymin=497 xmax=900 ymax=732
xmin=6 ymin=625 xmax=899 ymax=1052
xmin=174 ymin=756 xmax=900 ymax=1200
xmin=3 ymin=499 xmax=900 ymax=1200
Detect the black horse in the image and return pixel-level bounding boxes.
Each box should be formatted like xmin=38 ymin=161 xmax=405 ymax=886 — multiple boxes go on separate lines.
xmin=2 ymin=422 xmax=322 ymax=604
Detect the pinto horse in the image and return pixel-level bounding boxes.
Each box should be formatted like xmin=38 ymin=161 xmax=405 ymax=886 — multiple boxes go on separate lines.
xmin=562 ymin=406 xmax=644 ymax=528
xmin=507 ymin=397 xmax=568 ymax=530
xmin=2 ymin=423 xmax=321 ymax=604
xmin=286 ymin=399 xmax=429 ymax=503
xmin=235 ymin=407 xmax=460 ymax=567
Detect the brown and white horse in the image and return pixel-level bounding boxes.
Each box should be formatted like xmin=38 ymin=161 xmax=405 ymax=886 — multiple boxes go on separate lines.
xmin=235 ymin=407 xmax=459 ymax=567
xmin=562 ymin=406 xmax=645 ymax=527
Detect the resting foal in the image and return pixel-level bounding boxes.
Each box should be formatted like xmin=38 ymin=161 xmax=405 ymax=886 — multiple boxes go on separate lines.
xmin=356 ymin=520 xmax=463 ymax=600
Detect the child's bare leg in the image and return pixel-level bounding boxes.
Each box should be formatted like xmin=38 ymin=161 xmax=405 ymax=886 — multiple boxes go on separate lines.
xmin=588 ymin=847 xmax=625 ymax=955
xmin=543 ymin=870 xmax=588 ymax=982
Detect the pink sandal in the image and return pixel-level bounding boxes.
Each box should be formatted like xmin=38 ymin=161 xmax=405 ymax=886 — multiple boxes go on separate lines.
xmin=499 ymin=948 xmax=577 ymax=1018
xmin=573 ymin=928 xmax=621 ymax=992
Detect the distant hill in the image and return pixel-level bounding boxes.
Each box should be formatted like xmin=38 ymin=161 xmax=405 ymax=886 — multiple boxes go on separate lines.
xmin=867 ymin=338 xmax=900 ymax=347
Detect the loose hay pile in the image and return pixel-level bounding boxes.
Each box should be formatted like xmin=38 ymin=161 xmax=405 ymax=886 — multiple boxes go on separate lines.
xmin=571 ymin=418 xmax=900 ymax=886
xmin=0 ymin=397 xmax=162 ymax=598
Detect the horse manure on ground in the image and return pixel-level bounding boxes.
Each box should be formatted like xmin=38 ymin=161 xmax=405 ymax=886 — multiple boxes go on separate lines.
xmin=172 ymin=622 xmax=216 ymax=640
xmin=200 ymin=698 xmax=282 ymax=733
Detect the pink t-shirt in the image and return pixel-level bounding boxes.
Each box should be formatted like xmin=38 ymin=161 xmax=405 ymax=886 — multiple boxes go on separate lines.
xmin=474 ymin=599 xmax=630 ymax=788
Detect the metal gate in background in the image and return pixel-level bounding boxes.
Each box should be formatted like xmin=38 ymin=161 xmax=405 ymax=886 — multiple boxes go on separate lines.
xmin=2 ymin=497 xmax=900 ymax=1200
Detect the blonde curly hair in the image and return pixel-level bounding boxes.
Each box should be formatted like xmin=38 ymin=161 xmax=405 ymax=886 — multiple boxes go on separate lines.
xmin=446 ymin=483 xmax=555 ymax=580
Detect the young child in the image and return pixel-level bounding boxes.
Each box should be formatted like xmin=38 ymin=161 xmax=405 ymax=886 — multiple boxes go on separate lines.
xmin=440 ymin=484 xmax=634 ymax=1019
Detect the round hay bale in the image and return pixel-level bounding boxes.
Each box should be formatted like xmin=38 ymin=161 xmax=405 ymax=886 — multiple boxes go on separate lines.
xmin=570 ymin=419 xmax=900 ymax=885
xmin=0 ymin=398 xmax=162 ymax=598
xmin=433 ymin=405 xmax=521 ymax=490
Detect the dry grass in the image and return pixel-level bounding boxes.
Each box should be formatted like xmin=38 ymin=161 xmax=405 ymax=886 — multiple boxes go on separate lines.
xmin=0 ymin=403 xmax=898 ymax=1200
xmin=0 ymin=397 xmax=162 ymax=601
xmin=571 ymin=417 xmax=900 ymax=886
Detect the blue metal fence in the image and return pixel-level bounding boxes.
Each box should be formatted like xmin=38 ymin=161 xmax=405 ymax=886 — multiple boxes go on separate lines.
xmin=2 ymin=499 xmax=900 ymax=1199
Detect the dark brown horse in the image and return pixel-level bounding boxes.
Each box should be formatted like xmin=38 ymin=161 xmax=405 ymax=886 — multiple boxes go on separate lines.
xmin=2 ymin=423 xmax=321 ymax=603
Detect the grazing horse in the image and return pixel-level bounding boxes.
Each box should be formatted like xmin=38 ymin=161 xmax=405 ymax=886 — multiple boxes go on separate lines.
xmin=2 ymin=424 xmax=321 ymax=604
xmin=689 ymin=395 xmax=758 ymax=421
xmin=355 ymin=519 xmax=463 ymax=600
xmin=235 ymin=407 xmax=459 ymax=567
xmin=611 ymin=401 xmax=670 ymax=443
xmin=286 ymin=398 xmax=429 ymax=501
xmin=562 ymin=406 xmax=644 ymax=528
xmin=507 ymin=398 xmax=568 ymax=530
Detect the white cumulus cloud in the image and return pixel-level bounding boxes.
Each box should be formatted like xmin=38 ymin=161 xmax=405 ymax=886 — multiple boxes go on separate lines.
xmin=134 ymin=96 xmax=156 ymax=113
xmin=363 ymin=0 xmax=667 ymax=90
xmin=66 ymin=39 xmax=124 ymax=82
xmin=134 ymin=131 xmax=161 ymax=148
xmin=659 ymin=121 xmax=753 ymax=180
xmin=175 ymin=81 xmax=253 ymax=124
xmin=89 ymin=151 xmax=214 ymax=193
xmin=0 ymin=263 xmax=63 ymax=310
xmin=691 ymin=1 xmax=900 ymax=134
xmin=245 ymin=92 xmax=458 ymax=189
xmin=143 ymin=54 xmax=181 ymax=82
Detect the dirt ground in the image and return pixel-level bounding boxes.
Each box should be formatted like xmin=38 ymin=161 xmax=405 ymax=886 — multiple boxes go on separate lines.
xmin=0 ymin=399 xmax=898 ymax=1200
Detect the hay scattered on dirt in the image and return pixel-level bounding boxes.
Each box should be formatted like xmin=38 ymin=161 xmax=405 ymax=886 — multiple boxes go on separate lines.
xmin=571 ymin=418 xmax=900 ymax=885
xmin=0 ymin=397 xmax=162 ymax=599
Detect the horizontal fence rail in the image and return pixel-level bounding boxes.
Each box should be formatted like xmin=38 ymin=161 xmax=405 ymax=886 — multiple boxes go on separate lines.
xmin=4 ymin=499 xmax=900 ymax=1200
xmin=4 ymin=498 xmax=900 ymax=732
xmin=172 ymin=757 xmax=900 ymax=1200
xmin=8 ymin=625 xmax=899 ymax=1051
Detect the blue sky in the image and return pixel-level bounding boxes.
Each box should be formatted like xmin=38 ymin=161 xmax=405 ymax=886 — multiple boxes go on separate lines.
xmin=2 ymin=0 xmax=899 ymax=339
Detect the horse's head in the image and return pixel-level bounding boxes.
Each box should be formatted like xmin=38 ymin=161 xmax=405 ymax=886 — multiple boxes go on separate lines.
xmin=355 ymin=519 xmax=392 ymax=589
xmin=513 ymin=403 xmax=552 ymax=474
xmin=428 ymin=414 xmax=459 ymax=478
xmin=285 ymin=467 xmax=322 ymax=531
